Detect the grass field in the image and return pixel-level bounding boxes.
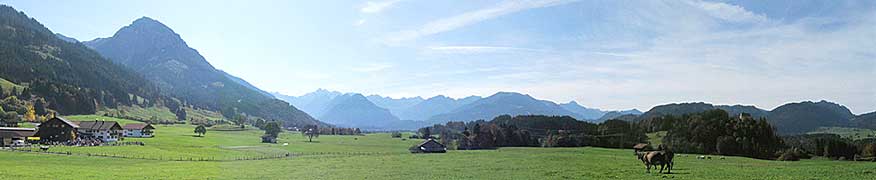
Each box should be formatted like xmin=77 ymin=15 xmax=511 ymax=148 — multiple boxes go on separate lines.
xmin=808 ymin=127 xmax=876 ymax=140
xmin=0 ymin=77 xmax=24 ymax=95
xmin=1 ymin=117 xmax=874 ymax=179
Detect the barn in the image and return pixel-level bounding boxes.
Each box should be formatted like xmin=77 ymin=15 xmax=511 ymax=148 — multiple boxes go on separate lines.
xmin=0 ymin=127 xmax=36 ymax=147
xmin=409 ymin=138 xmax=447 ymax=153
xmin=36 ymin=117 xmax=79 ymax=142
xmin=123 ymin=123 xmax=155 ymax=138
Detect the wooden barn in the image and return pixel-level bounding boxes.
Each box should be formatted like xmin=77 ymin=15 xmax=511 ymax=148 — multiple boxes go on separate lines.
xmin=409 ymin=138 xmax=447 ymax=153
xmin=0 ymin=127 xmax=36 ymax=147
xmin=36 ymin=117 xmax=79 ymax=142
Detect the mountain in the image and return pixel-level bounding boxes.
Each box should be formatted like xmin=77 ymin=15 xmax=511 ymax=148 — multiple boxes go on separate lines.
xmin=397 ymin=95 xmax=481 ymax=121
xmin=54 ymin=33 xmax=78 ymax=43
xmin=0 ymin=5 xmax=163 ymax=115
xmin=220 ymin=70 xmax=271 ymax=97
xmin=272 ymin=89 xmax=341 ymax=117
xmin=638 ymin=102 xmax=768 ymax=121
xmin=84 ymin=17 xmax=322 ymax=127
xmin=318 ymin=93 xmax=400 ymax=128
xmin=365 ymin=95 xmax=424 ymax=116
xmin=426 ymin=92 xmax=581 ymax=123
xmin=852 ymin=111 xmax=876 ymax=129
xmin=768 ymin=100 xmax=855 ymax=134
xmin=559 ymin=101 xmax=607 ymax=120
xmin=597 ymin=109 xmax=643 ymax=122
xmin=716 ymin=105 xmax=769 ymax=118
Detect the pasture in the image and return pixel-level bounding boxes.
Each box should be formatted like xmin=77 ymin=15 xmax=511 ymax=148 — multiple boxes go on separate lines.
xmin=1 ymin=116 xmax=874 ymax=179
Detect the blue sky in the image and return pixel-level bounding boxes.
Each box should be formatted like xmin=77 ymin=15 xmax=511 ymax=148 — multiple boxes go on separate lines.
xmin=2 ymin=0 xmax=874 ymax=113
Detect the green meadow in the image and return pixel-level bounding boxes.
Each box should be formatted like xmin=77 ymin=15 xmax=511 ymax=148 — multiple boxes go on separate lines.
xmin=1 ymin=115 xmax=874 ymax=179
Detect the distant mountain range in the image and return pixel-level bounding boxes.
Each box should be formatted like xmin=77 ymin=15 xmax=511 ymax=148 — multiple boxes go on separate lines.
xmin=83 ymin=17 xmax=322 ymax=127
xmin=273 ymin=90 xmax=633 ymax=129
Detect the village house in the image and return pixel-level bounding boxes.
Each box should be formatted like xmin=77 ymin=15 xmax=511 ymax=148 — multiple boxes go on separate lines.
xmin=0 ymin=127 xmax=36 ymax=147
xmin=409 ymin=138 xmax=447 ymax=153
xmin=122 ymin=123 xmax=155 ymax=138
xmin=74 ymin=121 xmax=123 ymax=142
xmin=36 ymin=117 xmax=79 ymax=142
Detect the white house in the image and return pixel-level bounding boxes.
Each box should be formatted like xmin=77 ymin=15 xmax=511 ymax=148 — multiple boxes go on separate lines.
xmin=123 ymin=123 xmax=155 ymax=138
xmin=74 ymin=121 xmax=123 ymax=142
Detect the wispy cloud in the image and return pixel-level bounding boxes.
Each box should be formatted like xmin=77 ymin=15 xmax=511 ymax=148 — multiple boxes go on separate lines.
xmin=360 ymin=0 xmax=402 ymax=14
xmin=385 ymin=0 xmax=579 ymax=44
xmin=686 ymin=0 xmax=767 ymax=23
xmin=427 ymin=45 xmax=548 ymax=54
xmin=351 ymin=63 xmax=394 ymax=73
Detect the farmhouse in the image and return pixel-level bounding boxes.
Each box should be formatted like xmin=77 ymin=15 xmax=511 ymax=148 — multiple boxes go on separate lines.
xmin=36 ymin=117 xmax=79 ymax=142
xmin=409 ymin=138 xmax=447 ymax=153
xmin=74 ymin=121 xmax=123 ymax=142
xmin=0 ymin=127 xmax=36 ymax=147
xmin=123 ymin=123 xmax=155 ymax=138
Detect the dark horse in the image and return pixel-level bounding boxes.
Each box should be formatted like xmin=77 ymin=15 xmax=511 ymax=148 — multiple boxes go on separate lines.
xmin=643 ymin=145 xmax=674 ymax=174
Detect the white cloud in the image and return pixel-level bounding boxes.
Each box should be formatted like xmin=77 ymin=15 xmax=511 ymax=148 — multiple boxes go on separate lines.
xmin=354 ymin=19 xmax=367 ymax=26
xmin=385 ymin=0 xmax=579 ymax=44
xmin=687 ymin=0 xmax=767 ymax=23
xmin=361 ymin=0 xmax=402 ymax=14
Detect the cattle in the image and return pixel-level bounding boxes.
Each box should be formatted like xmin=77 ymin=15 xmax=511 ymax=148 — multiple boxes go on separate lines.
xmin=641 ymin=150 xmax=675 ymax=173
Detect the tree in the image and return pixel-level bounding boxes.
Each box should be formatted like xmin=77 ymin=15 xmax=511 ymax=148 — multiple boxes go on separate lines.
xmin=264 ymin=121 xmax=282 ymax=137
xmin=194 ymin=125 xmax=207 ymax=137
xmin=2 ymin=111 xmax=20 ymax=127
xmin=24 ymin=103 xmax=35 ymax=122
xmin=302 ymin=125 xmax=319 ymax=142
xmin=420 ymin=127 xmax=432 ymax=139
xmin=175 ymin=107 xmax=187 ymax=121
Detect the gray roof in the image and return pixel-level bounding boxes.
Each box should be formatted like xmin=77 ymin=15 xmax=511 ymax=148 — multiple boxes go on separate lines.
xmin=74 ymin=121 xmax=122 ymax=131
xmin=0 ymin=127 xmax=36 ymax=138
xmin=53 ymin=117 xmax=80 ymax=128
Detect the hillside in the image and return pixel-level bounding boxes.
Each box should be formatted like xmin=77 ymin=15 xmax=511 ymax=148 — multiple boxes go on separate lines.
xmin=597 ymin=109 xmax=643 ymax=122
xmin=852 ymin=111 xmax=876 ymax=129
xmin=767 ymin=100 xmax=855 ymax=134
xmin=397 ymin=95 xmax=480 ymax=121
xmin=0 ymin=6 xmax=163 ymax=115
xmin=639 ymin=102 xmax=768 ymax=121
xmin=426 ymin=92 xmax=581 ymax=123
xmin=83 ymin=17 xmax=322 ymax=127
xmin=318 ymin=93 xmax=401 ymax=128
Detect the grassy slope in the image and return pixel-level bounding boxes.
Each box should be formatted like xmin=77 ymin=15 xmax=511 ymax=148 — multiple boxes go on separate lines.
xmin=0 ymin=118 xmax=873 ymax=179
xmin=646 ymin=131 xmax=667 ymax=146
xmin=808 ymin=127 xmax=876 ymax=140
xmin=0 ymin=77 xmax=24 ymax=94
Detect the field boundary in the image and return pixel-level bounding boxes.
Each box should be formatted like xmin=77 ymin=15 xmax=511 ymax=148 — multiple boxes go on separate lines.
xmin=1 ymin=148 xmax=408 ymax=162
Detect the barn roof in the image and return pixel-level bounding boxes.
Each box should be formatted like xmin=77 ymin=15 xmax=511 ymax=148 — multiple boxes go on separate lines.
xmin=0 ymin=127 xmax=36 ymax=138
xmin=74 ymin=121 xmax=122 ymax=131
xmin=43 ymin=117 xmax=79 ymax=128
xmin=122 ymin=123 xmax=154 ymax=130
xmin=415 ymin=138 xmax=445 ymax=148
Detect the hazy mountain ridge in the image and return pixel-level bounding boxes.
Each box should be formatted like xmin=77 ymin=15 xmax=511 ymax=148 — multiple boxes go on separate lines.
xmin=397 ymin=95 xmax=481 ymax=121
xmin=366 ymin=95 xmax=424 ymax=116
xmin=318 ymin=93 xmax=401 ymax=128
xmin=426 ymin=92 xmax=583 ymax=124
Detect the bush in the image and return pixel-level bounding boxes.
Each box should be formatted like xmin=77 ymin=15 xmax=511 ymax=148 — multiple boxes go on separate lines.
xmin=777 ymin=150 xmax=801 ymax=161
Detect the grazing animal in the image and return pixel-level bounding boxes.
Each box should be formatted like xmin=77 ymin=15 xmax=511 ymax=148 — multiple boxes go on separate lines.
xmin=697 ymin=155 xmax=706 ymax=159
xmin=643 ymin=151 xmax=675 ymax=174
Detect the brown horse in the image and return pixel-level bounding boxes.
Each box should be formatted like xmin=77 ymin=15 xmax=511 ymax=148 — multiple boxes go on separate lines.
xmin=643 ymin=151 xmax=675 ymax=174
